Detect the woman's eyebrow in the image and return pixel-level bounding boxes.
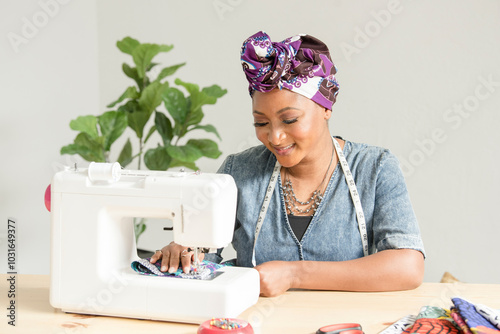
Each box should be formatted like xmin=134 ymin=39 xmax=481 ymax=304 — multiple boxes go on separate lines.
xmin=253 ymin=107 xmax=300 ymax=115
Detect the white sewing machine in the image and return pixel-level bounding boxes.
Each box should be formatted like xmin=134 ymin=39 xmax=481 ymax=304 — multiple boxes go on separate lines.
xmin=49 ymin=162 xmax=260 ymax=324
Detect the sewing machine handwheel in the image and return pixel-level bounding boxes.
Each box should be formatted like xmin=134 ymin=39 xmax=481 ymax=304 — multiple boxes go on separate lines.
xmin=44 ymin=184 xmax=51 ymax=212
xmin=198 ymin=318 xmax=254 ymax=334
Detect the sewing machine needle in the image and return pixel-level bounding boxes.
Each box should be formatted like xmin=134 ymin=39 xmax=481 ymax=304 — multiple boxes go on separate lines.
xmin=193 ymin=247 xmax=200 ymax=272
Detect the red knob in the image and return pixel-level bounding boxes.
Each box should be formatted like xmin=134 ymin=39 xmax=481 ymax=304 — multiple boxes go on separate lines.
xmin=44 ymin=184 xmax=51 ymax=212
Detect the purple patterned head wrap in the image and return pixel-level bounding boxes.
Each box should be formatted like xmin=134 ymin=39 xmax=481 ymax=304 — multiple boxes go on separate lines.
xmin=241 ymin=31 xmax=339 ymax=110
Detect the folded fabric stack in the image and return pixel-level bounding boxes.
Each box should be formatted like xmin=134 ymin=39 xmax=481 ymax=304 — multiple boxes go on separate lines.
xmin=380 ymin=297 xmax=500 ymax=334
xmin=131 ymin=258 xmax=230 ymax=280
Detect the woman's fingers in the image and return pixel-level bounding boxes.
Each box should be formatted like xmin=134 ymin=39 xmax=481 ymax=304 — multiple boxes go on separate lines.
xmin=180 ymin=249 xmax=193 ymax=273
xmin=167 ymin=246 xmax=182 ymax=273
xmin=149 ymin=249 xmax=162 ymax=264
xmin=149 ymin=243 xmax=204 ymax=274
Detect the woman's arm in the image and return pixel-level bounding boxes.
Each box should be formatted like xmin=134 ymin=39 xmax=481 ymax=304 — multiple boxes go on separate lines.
xmin=255 ymin=248 xmax=424 ymax=297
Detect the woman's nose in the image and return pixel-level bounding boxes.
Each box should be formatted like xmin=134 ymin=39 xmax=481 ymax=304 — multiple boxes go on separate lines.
xmin=268 ymin=124 xmax=286 ymax=145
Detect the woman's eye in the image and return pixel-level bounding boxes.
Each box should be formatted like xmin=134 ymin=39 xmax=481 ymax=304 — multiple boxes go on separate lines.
xmin=283 ymin=118 xmax=298 ymax=125
xmin=253 ymin=122 xmax=268 ymax=127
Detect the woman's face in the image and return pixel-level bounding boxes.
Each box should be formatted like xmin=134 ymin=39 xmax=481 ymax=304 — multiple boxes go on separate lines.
xmin=252 ymin=88 xmax=332 ymax=168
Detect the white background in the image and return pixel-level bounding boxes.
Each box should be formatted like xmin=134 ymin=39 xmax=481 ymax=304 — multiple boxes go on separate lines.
xmin=1 ymin=0 xmax=499 ymax=284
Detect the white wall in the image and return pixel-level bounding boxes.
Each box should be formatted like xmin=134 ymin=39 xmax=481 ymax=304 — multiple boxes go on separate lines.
xmin=96 ymin=0 xmax=500 ymax=284
xmin=0 ymin=0 xmax=99 ymax=275
xmin=2 ymin=0 xmax=499 ymax=284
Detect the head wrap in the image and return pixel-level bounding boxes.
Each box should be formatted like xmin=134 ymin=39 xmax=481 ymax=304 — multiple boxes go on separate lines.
xmin=241 ymin=31 xmax=339 ymax=110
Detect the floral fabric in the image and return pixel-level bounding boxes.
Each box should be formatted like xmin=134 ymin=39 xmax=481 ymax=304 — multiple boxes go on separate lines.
xmin=131 ymin=258 xmax=230 ymax=280
xmin=382 ymin=298 xmax=500 ymax=334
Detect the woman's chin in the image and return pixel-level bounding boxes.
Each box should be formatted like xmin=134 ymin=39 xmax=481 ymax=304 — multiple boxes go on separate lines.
xmin=275 ymin=156 xmax=299 ymax=169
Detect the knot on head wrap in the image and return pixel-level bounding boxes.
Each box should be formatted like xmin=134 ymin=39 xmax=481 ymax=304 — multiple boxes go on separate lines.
xmin=241 ymin=31 xmax=339 ymax=110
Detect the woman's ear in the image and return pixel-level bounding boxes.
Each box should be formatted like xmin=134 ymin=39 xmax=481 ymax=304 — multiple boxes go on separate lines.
xmin=324 ymin=108 xmax=332 ymax=120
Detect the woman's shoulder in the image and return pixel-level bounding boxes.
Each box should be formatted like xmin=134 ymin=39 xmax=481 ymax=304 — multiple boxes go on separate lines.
xmin=343 ymin=139 xmax=400 ymax=175
xmin=345 ymin=139 xmax=390 ymax=156
xmin=217 ymin=145 xmax=275 ymax=176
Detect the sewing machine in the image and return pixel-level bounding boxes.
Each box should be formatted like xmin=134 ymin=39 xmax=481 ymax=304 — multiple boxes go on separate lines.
xmin=49 ymin=162 xmax=260 ymax=324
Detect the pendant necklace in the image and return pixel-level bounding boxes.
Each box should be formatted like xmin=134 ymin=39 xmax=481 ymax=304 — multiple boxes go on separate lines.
xmin=282 ymin=139 xmax=335 ymax=216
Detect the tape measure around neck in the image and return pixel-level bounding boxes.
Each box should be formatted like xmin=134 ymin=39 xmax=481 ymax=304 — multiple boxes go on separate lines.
xmin=332 ymin=138 xmax=369 ymax=257
xmin=251 ymin=138 xmax=368 ymax=267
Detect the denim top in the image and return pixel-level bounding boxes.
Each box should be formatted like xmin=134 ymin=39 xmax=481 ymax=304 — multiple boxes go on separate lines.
xmin=212 ymin=140 xmax=425 ymax=267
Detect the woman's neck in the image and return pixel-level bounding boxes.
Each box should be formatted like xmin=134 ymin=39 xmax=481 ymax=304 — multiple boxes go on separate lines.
xmin=285 ymin=134 xmax=337 ymax=181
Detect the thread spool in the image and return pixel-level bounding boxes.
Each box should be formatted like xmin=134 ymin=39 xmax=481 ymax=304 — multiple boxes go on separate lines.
xmin=88 ymin=162 xmax=121 ymax=182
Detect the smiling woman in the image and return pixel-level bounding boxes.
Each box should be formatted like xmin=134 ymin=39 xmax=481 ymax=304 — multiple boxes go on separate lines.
xmin=252 ymin=89 xmax=333 ymax=169
xmin=152 ymin=31 xmax=425 ymax=297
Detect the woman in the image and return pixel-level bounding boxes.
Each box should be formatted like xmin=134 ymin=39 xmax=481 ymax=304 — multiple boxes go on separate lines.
xmin=151 ymin=31 xmax=425 ymax=297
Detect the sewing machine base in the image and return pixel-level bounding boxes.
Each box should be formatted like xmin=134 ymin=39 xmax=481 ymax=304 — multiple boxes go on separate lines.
xmin=54 ymin=266 xmax=259 ymax=324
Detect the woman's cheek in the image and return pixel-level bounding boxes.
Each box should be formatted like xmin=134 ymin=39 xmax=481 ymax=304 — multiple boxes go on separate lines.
xmin=291 ymin=122 xmax=312 ymax=142
xmin=255 ymin=128 xmax=268 ymax=145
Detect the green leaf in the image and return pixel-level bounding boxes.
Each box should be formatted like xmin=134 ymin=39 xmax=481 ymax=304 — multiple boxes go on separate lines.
xmin=74 ymin=132 xmax=104 ymax=155
xmin=69 ymin=115 xmax=99 ymax=139
xmin=139 ymin=81 xmax=169 ymax=115
xmin=168 ymin=159 xmax=198 ymax=171
xmin=192 ymin=92 xmax=216 ymax=110
xmin=122 ymin=63 xmax=142 ymax=90
xmin=98 ymin=111 xmax=127 ymax=151
xmin=176 ymin=79 xmax=216 ymax=113
xmin=185 ymin=105 xmax=204 ymax=127
xmin=166 ymin=143 xmax=202 ymax=162
xmin=107 ymin=86 xmax=139 ymax=108
xmin=187 ymin=139 xmax=222 ymax=159
xmin=117 ymin=37 xmax=140 ymax=55
xmin=144 ymin=146 xmax=172 ymax=170
xmin=60 ymin=144 xmax=92 ymax=160
xmin=147 ymin=62 xmax=159 ymax=72
xmin=155 ymin=111 xmax=173 ymax=146
xmin=134 ymin=218 xmax=147 ymax=243
xmin=144 ymin=125 xmax=156 ymax=144
xmin=132 ymin=44 xmax=160 ymax=79
xmin=132 ymin=43 xmax=173 ymax=78
xmin=156 ymin=63 xmax=186 ymax=82
xmin=61 ymin=133 xmax=105 ymax=162
xmin=60 ymin=143 xmax=78 ymax=155
xmin=173 ymin=123 xmax=183 ymax=137
xmin=189 ymin=124 xmax=221 ymax=140
xmin=118 ymin=100 xmax=140 ymax=113
xmin=202 ymin=85 xmax=227 ymax=99
xmin=174 ymin=78 xmax=199 ymax=96
xmin=159 ymin=44 xmax=174 ymax=53
xmin=117 ymin=138 xmax=133 ymax=167
xmin=163 ymin=87 xmax=188 ymax=124
xmin=127 ymin=111 xmax=151 ymax=139
xmin=122 ymin=63 xmax=138 ymax=79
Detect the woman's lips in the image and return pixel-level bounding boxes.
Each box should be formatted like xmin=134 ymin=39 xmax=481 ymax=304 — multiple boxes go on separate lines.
xmin=273 ymin=143 xmax=295 ymax=156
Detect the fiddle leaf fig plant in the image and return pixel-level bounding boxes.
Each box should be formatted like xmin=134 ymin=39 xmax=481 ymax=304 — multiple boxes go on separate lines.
xmin=60 ymin=36 xmax=227 ymax=243
xmin=61 ymin=36 xmax=226 ymax=171
xmin=145 ymin=78 xmax=226 ymax=171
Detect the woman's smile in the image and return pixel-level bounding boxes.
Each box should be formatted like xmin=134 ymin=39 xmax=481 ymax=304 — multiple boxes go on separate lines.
xmin=273 ymin=143 xmax=295 ymax=156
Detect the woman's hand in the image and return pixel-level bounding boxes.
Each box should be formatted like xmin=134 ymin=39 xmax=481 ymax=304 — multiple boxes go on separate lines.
xmin=149 ymin=242 xmax=204 ymax=274
xmin=254 ymin=261 xmax=298 ymax=297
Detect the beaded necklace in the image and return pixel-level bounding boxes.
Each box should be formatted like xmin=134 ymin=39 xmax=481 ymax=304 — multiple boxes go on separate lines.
xmin=282 ymin=139 xmax=335 ymax=215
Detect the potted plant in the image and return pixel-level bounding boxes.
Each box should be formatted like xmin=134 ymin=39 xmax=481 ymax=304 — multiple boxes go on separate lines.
xmin=60 ymin=36 xmax=227 ymax=246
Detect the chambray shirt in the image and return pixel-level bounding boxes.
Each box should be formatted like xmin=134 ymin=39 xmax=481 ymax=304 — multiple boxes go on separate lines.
xmin=210 ymin=140 xmax=425 ymax=267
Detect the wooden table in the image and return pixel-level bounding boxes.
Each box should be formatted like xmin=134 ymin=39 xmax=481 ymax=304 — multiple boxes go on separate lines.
xmin=1 ymin=274 xmax=499 ymax=334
